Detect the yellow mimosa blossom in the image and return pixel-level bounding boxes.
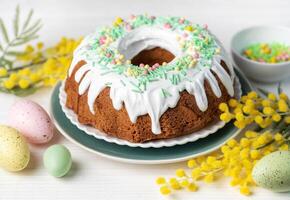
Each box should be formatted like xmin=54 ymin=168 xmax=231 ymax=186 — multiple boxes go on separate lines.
xmin=3 ymin=79 xmax=16 ymax=89
xmin=160 ymin=186 xmax=171 ymax=195
xmin=0 ymin=37 xmax=82 ymax=96
xmin=156 ymin=177 xmax=166 ymax=185
xmin=0 ymin=68 xmax=8 ymax=77
xmin=18 ymin=79 xmax=30 ymax=89
xmin=157 ymin=91 xmax=290 ymax=196
xmin=187 ymin=183 xmax=198 ymax=192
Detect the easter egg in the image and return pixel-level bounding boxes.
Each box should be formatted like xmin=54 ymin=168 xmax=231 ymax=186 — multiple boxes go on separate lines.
xmin=8 ymin=99 xmax=54 ymax=144
xmin=0 ymin=125 xmax=30 ymax=172
xmin=252 ymin=150 xmax=290 ymax=192
xmin=43 ymin=144 xmax=72 ymax=177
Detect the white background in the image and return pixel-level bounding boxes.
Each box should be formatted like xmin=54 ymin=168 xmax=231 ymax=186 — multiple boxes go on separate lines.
xmin=0 ymin=0 xmax=290 ymax=199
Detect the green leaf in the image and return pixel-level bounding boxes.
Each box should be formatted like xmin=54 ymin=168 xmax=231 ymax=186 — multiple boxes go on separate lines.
xmin=11 ymin=86 xmax=38 ymax=96
xmin=0 ymin=87 xmax=10 ymax=94
xmin=11 ymin=35 xmax=38 ymax=46
xmin=257 ymin=87 xmax=269 ymax=97
xmin=278 ymin=82 xmax=282 ymax=94
xmin=282 ymin=126 xmax=290 ymax=136
xmin=0 ymin=6 xmax=42 ymax=73
xmin=0 ymin=18 xmax=9 ymax=43
xmin=22 ymin=19 xmax=41 ymax=36
xmin=6 ymin=50 xmax=25 ymax=56
xmin=0 ymin=58 xmax=13 ymax=69
xmin=13 ymin=5 xmax=20 ymax=37
xmin=20 ymin=22 xmax=42 ymax=39
xmin=22 ymin=9 xmax=33 ymax=31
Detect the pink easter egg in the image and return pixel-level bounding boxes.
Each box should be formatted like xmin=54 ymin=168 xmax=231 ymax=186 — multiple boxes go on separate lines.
xmin=7 ymin=99 xmax=54 ymax=144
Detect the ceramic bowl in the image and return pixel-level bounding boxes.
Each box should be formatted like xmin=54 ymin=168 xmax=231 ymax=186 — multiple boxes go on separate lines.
xmin=231 ymin=26 xmax=290 ymax=83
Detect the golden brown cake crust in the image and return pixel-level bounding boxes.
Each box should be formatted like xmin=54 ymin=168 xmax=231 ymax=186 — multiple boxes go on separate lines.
xmin=64 ymin=59 xmax=232 ymax=143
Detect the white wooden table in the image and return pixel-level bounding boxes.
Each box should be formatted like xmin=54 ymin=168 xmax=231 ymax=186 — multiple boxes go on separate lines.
xmin=0 ymin=0 xmax=290 ymax=199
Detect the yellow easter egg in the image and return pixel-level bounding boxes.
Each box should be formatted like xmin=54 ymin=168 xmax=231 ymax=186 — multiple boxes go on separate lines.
xmin=0 ymin=125 xmax=30 ymax=172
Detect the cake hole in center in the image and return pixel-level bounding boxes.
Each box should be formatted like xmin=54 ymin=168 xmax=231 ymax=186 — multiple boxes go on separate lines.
xmin=131 ymin=47 xmax=175 ymax=67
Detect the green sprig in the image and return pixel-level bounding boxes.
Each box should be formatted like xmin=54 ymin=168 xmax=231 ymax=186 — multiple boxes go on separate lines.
xmin=0 ymin=5 xmax=42 ymax=69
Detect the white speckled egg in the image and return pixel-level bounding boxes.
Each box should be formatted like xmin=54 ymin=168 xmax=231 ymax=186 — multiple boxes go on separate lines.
xmin=7 ymin=99 xmax=54 ymax=144
xmin=0 ymin=125 xmax=30 ymax=172
xmin=252 ymin=150 xmax=290 ymax=192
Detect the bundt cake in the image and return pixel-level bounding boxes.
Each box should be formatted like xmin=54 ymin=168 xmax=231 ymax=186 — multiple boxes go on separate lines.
xmin=64 ymin=15 xmax=235 ymax=143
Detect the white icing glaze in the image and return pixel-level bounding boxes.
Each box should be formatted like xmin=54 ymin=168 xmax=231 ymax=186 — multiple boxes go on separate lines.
xmin=117 ymin=27 xmax=182 ymax=59
xmin=67 ymin=22 xmax=235 ymax=135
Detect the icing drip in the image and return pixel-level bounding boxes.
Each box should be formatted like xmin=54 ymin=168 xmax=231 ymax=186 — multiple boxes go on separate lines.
xmin=204 ymin=68 xmax=222 ymax=97
xmin=212 ymin=58 xmax=234 ymax=97
xmin=71 ymin=59 xmax=234 ymax=134
xmin=67 ymin=15 xmax=235 ymax=134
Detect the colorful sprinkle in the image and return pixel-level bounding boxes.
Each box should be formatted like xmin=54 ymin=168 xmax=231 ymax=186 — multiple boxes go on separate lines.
xmin=161 ymin=88 xmax=172 ymax=98
xmin=243 ymin=43 xmax=290 ymax=64
xmin=164 ymin=23 xmax=172 ymax=29
xmin=114 ymin=17 xmax=123 ymax=26
xmin=184 ymin=26 xmax=193 ymax=32
xmin=82 ymin=15 xmax=220 ymax=94
xmin=178 ymin=18 xmax=185 ymax=24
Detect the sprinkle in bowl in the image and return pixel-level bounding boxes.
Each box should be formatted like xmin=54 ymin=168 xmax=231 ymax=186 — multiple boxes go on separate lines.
xmin=231 ymin=26 xmax=290 ymax=83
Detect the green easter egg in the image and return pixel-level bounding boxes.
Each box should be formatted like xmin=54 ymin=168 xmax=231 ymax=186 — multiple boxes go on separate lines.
xmin=252 ymin=151 xmax=290 ymax=192
xmin=43 ymin=144 xmax=72 ymax=177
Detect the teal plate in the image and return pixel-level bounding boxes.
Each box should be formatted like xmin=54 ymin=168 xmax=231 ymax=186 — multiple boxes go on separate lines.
xmin=50 ymin=68 xmax=252 ymax=164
